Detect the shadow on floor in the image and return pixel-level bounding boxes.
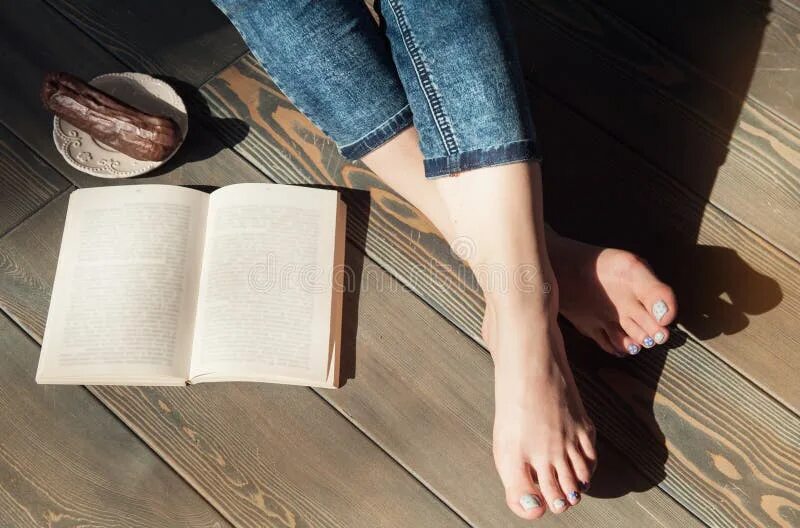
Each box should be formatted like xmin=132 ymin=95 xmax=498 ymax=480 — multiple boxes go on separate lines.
xmin=140 ymin=77 xmax=250 ymax=178
xmin=517 ymin=0 xmax=782 ymax=498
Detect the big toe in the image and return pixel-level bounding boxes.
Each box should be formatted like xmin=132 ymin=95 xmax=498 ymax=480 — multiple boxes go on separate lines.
xmin=497 ymin=460 xmax=547 ymax=520
xmin=631 ymin=267 xmax=677 ymax=326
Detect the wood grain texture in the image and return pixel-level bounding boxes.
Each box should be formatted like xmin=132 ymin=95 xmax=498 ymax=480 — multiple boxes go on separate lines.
xmin=197 ymin=55 xmax=800 ymax=527
xmin=44 ymin=0 xmax=247 ymax=87
xmin=0 ymin=187 xmax=704 ymax=528
xmin=0 ymin=124 xmax=68 ymax=236
xmin=0 ymin=195 xmax=467 ymax=528
xmin=510 ymin=0 xmax=800 ymax=262
xmin=2 ymin=2 xmax=797 ymax=526
xmin=0 ymin=312 xmax=231 ymax=528
xmin=594 ymin=0 xmax=800 ymax=128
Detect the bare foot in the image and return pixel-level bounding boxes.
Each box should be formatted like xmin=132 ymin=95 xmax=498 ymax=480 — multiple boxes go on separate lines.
xmin=547 ymin=232 xmax=677 ymax=357
xmin=482 ymin=293 xmax=597 ymax=519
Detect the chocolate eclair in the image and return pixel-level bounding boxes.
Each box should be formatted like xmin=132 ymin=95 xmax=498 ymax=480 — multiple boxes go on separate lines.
xmin=41 ymin=72 xmax=181 ymax=162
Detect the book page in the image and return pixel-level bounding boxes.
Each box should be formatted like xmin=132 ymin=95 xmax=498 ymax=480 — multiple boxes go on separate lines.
xmin=36 ymin=185 xmax=209 ymax=384
xmin=189 ymin=183 xmax=340 ymax=384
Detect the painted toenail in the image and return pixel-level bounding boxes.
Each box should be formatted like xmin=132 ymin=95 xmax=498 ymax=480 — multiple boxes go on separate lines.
xmin=627 ymin=343 xmax=640 ymax=355
xmin=553 ymin=498 xmax=567 ymax=509
xmin=654 ymin=331 xmax=666 ymax=344
xmin=580 ymin=481 xmax=590 ymax=491
xmin=520 ymin=494 xmax=540 ymax=511
xmin=568 ymin=491 xmax=580 ymax=502
xmin=652 ymin=300 xmax=669 ymax=322
xmin=643 ymin=336 xmax=655 ymax=348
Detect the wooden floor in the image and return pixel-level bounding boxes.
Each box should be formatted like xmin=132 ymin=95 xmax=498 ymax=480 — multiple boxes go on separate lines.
xmin=0 ymin=0 xmax=798 ymax=526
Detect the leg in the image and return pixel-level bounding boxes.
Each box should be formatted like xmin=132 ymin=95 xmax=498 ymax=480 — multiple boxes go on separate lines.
xmin=374 ymin=0 xmax=593 ymax=515
xmin=366 ymin=139 xmax=595 ymax=517
xmin=363 ymin=131 xmax=677 ymax=357
xmin=372 ymin=0 xmax=672 ymax=514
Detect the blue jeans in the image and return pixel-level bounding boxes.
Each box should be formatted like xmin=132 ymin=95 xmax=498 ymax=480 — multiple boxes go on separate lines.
xmin=212 ymin=0 xmax=539 ymax=178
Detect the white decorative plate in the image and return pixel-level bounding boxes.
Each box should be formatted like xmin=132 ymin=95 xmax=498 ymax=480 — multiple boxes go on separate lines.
xmin=52 ymin=72 xmax=188 ymax=178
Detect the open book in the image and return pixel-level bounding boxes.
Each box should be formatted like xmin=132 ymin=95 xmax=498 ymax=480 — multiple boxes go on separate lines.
xmin=36 ymin=183 xmax=346 ymax=388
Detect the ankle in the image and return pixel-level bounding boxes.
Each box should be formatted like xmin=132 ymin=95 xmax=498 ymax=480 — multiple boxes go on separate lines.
xmin=480 ymin=264 xmax=559 ymax=313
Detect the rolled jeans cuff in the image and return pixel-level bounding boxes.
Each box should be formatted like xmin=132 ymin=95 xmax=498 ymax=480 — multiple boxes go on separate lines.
xmin=339 ymin=104 xmax=414 ymax=160
xmin=423 ymin=140 xmax=542 ymax=178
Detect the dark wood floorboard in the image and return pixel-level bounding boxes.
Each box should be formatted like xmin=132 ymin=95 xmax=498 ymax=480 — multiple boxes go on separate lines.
xmin=0 ymin=311 xmax=232 ymax=528
xmin=199 ymin=54 xmax=800 ymax=527
xmin=44 ymin=0 xmax=247 ymax=87
xmin=594 ymin=0 xmax=800 ymax=128
xmin=511 ymin=0 xmax=800 ymax=262
xmin=0 ymin=124 xmax=69 ymax=236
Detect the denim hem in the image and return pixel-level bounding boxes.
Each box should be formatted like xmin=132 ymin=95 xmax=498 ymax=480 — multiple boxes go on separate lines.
xmin=423 ymin=140 xmax=542 ymax=178
xmin=339 ymin=105 xmax=415 ymax=160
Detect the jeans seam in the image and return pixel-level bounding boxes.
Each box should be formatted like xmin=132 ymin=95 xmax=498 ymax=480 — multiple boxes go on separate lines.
xmin=385 ymin=0 xmax=459 ymax=155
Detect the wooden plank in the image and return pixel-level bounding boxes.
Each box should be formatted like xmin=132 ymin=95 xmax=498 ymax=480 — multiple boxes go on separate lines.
xmin=0 ymin=124 xmax=68 ymax=236
xmin=509 ymin=0 xmax=800 ymax=262
xmin=44 ymin=0 xmax=247 ymax=87
xmin=202 ymin=54 xmax=800 ymax=411
xmin=593 ymin=0 xmax=800 ymax=127
xmin=4 ymin=3 xmax=797 ymax=525
xmin=0 ymin=311 xmax=231 ymax=528
xmin=0 ymin=195 xmax=467 ymax=528
xmin=0 ymin=189 xmax=705 ymax=528
xmin=197 ymin=55 xmax=800 ymax=527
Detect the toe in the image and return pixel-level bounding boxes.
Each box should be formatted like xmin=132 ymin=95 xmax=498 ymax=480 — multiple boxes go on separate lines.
xmin=568 ymin=443 xmax=593 ymax=490
xmin=631 ymin=306 xmax=667 ymax=349
xmin=555 ymin=458 xmax=582 ymax=505
xmin=636 ymin=281 xmax=677 ymax=326
xmin=653 ymin=326 xmax=669 ymax=345
xmin=578 ymin=421 xmax=598 ymax=468
xmin=604 ymin=324 xmax=630 ymax=356
xmin=498 ymin=462 xmax=546 ymax=520
xmin=619 ymin=316 xmax=648 ymax=355
xmin=534 ymin=463 xmax=569 ymax=514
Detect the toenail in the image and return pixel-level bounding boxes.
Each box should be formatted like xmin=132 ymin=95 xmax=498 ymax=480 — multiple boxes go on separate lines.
xmin=520 ymin=494 xmax=541 ymax=511
xmin=654 ymin=330 xmax=666 ymax=344
xmin=627 ymin=343 xmax=640 ymax=355
xmin=580 ymin=481 xmax=590 ymax=491
xmin=553 ymin=498 xmax=567 ymax=510
xmin=652 ymin=300 xmax=669 ymax=322
xmin=643 ymin=336 xmax=655 ymax=348
xmin=568 ymin=491 xmax=580 ymax=502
